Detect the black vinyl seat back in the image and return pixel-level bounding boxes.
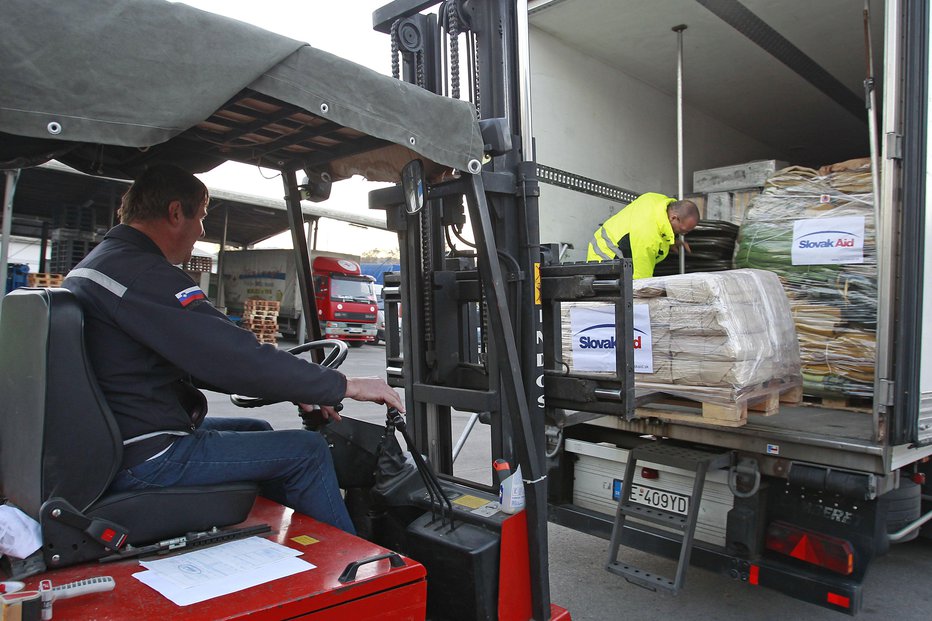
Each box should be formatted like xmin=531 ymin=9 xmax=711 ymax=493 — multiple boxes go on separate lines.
xmin=0 ymin=288 xmax=121 ymax=519
xmin=1 ymin=288 xmax=258 ymax=569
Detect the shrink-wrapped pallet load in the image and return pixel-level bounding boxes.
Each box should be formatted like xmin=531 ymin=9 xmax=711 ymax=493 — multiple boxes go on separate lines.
xmin=733 ymin=160 xmax=875 ymax=400
xmin=561 ymin=269 xmax=802 ymax=407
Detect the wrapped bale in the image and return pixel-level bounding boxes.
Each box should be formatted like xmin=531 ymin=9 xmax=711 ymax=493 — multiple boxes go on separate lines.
xmin=560 ymin=269 xmax=802 ymax=406
xmin=733 ymin=160 xmax=875 ymax=399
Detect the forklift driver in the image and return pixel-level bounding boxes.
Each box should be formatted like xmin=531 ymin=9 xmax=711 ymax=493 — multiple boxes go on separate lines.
xmin=62 ymin=164 xmax=404 ymax=534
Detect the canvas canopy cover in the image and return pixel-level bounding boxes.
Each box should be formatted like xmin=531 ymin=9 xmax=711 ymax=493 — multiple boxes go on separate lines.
xmin=0 ymin=0 xmax=485 ymax=181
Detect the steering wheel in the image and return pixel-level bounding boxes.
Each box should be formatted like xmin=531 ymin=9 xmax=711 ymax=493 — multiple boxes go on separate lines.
xmin=230 ymin=339 xmax=349 ymax=408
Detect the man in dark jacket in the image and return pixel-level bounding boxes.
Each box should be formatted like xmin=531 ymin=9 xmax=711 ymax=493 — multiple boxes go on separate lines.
xmin=64 ymin=164 xmax=402 ymax=533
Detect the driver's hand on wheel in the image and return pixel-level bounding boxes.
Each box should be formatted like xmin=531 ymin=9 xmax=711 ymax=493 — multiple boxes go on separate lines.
xmin=345 ymin=377 xmax=405 ymax=412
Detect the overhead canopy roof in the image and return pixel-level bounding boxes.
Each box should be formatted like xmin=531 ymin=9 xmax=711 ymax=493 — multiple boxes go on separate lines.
xmin=10 ymin=162 xmax=387 ymax=248
xmin=0 ymin=0 xmax=484 ymax=181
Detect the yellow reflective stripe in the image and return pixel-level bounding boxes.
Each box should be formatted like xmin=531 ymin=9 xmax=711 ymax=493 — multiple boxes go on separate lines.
xmin=590 ymin=229 xmax=614 ymax=261
xmin=599 ymin=227 xmax=624 ymax=258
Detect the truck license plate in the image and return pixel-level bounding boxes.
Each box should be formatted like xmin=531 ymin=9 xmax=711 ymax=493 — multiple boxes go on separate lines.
xmin=629 ymin=484 xmax=689 ymax=515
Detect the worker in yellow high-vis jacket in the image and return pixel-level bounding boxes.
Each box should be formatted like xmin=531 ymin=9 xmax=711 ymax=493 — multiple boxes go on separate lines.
xmin=586 ymin=193 xmax=700 ymax=279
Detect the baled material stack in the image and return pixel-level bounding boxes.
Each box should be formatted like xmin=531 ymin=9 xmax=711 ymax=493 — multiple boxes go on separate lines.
xmin=733 ymin=161 xmax=875 ymax=400
xmin=242 ymin=299 xmax=281 ymax=345
xmin=561 ymin=269 xmax=802 ymax=409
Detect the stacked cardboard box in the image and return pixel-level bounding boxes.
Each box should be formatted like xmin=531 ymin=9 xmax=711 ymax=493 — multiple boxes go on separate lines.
xmin=692 ymin=160 xmax=787 ymax=225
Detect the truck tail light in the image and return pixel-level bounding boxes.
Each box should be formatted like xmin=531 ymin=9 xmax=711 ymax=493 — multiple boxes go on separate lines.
xmin=640 ymin=467 xmax=659 ymax=480
xmin=765 ymin=521 xmax=854 ymax=575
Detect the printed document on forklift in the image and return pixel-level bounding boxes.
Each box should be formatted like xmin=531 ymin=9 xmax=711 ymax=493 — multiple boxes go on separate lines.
xmin=133 ymin=536 xmax=315 ymax=606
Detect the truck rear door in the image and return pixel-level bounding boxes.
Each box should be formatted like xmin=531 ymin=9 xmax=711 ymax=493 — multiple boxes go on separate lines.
xmin=889 ymin=0 xmax=932 ymax=448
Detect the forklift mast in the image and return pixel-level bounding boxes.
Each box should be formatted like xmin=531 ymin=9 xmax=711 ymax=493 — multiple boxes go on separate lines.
xmin=371 ymin=1 xmax=550 ymax=618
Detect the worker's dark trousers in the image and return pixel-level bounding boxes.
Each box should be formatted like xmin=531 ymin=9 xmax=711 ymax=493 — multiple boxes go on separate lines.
xmin=107 ymin=417 xmax=355 ymax=534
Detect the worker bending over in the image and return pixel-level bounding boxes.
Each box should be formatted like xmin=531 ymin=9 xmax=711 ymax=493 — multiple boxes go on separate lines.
xmin=587 ymin=192 xmax=700 ymax=279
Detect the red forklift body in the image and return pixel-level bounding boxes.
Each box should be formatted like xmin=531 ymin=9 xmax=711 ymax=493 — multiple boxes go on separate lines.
xmin=21 ymin=498 xmax=427 ymax=621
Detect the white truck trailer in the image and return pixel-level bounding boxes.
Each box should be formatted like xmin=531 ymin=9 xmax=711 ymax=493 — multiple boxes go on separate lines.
xmin=520 ymin=0 xmax=932 ymax=614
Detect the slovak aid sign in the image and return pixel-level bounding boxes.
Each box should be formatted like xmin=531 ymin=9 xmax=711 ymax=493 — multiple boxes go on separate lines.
xmin=791 ymin=215 xmax=865 ymax=265
xmin=569 ymin=304 xmax=652 ymax=374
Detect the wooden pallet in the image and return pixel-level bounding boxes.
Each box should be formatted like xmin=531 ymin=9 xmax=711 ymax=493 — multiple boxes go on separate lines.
xmin=248 ymin=310 xmax=279 ymax=318
xmin=633 ymin=379 xmax=803 ymax=428
xmin=182 ymin=256 xmax=212 ymax=272
xmin=242 ymin=317 xmax=278 ymax=327
xmin=244 ymin=299 xmax=281 ymax=312
xmin=802 ymin=395 xmax=872 ymax=413
xmin=745 ymin=380 xmax=803 ymax=417
xmin=27 ymin=273 xmax=64 ymax=287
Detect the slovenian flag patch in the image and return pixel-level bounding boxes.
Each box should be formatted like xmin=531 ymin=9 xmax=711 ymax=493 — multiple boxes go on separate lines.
xmin=175 ymin=285 xmax=206 ymax=307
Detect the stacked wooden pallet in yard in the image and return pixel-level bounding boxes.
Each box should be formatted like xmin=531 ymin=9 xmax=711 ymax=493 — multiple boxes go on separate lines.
xmin=27 ymin=273 xmax=64 ymax=287
xmin=242 ymin=299 xmax=281 ymax=345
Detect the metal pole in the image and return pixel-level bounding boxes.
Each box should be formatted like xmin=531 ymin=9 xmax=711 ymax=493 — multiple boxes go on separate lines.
xmin=282 ymin=171 xmax=323 ymax=348
xmin=516 ymin=0 xmax=535 ymax=158
xmin=39 ymin=222 xmax=49 ymax=274
xmin=673 ymin=24 xmax=687 ymax=275
xmin=310 ymin=216 xmax=319 ymax=251
xmin=1 ymin=170 xmax=21 ymax=299
xmin=216 ymin=205 xmax=229 ymax=310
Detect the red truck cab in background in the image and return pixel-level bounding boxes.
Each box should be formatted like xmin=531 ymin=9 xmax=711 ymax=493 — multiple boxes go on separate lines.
xmin=312 ymin=256 xmax=378 ymax=347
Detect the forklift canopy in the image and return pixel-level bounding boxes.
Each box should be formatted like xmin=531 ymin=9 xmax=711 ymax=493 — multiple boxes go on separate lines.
xmin=0 ymin=0 xmax=484 ymax=180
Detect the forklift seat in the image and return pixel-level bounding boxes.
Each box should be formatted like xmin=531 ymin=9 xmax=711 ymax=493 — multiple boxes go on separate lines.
xmin=0 ymin=288 xmax=257 ymax=570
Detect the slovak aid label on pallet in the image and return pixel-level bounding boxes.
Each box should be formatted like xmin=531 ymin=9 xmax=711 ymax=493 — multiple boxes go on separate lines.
xmin=791 ymin=215 xmax=865 ymax=265
xmin=569 ymin=303 xmax=653 ymax=373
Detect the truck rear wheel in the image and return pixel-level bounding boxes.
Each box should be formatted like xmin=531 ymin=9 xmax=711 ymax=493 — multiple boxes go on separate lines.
xmin=881 ymin=479 xmax=922 ymax=544
xmin=348 ymin=341 xmax=364 ymax=348
xmin=920 ymin=461 xmax=932 ymax=540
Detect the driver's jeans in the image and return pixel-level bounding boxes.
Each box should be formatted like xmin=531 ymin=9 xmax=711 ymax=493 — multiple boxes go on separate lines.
xmin=107 ymin=417 xmax=355 ymax=534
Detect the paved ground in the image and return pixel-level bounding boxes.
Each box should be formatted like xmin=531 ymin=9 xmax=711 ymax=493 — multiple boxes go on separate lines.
xmin=206 ymin=342 xmax=932 ymax=621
